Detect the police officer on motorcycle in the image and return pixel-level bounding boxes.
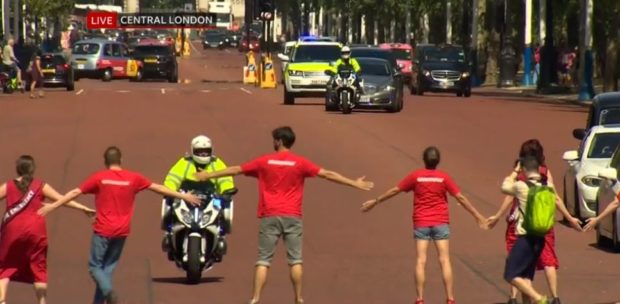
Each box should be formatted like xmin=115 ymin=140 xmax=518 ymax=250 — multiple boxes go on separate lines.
xmin=160 ymin=135 xmax=236 ymax=256
xmin=331 ymin=46 xmax=363 ymax=93
xmin=2 ymin=38 xmax=23 ymax=88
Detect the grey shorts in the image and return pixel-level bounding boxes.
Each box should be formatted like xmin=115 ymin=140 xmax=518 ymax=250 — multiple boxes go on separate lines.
xmin=414 ymin=224 xmax=450 ymax=240
xmin=257 ymin=216 xmax=303 ymax=267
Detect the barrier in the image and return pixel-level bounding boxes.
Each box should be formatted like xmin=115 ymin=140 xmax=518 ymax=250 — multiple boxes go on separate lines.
xmin=182 ymin=40 xmax=190 ymax=57
xmin=243 ymin=51 xmax=257 ymax=84
xmin=260 ymin=53 xmax=277 ymax=89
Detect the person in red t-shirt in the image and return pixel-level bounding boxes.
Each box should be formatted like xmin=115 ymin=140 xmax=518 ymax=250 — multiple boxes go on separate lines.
xmin=0 ymin=155 xmax=94 ymax=304
xmin=38 ymin=146 xmax=200 ymax=304
xmin=194 ymin=126 xmax=373 ymax=304
xmin=360 ymin=146 xmax=487 ymax=304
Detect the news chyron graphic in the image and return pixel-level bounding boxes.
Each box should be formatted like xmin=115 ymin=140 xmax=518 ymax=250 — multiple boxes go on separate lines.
xmin=86 ymin=12 xmax=217 ymax=29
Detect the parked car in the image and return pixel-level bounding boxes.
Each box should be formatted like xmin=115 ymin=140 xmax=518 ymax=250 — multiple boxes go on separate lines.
xmin=71 ymin=39 xmax=141 ymax=82
xmin=573 ymin=92 xmax=620 ymax=140
xmin=325 ymin=57 xmax=403 ymax=113
xmin=278 ymin=41 xmax=297 ymax=84
xmin=131 ymin=44 xmax=178 ymax=83
xmin=350 ymin=46 xmax=404 ymax=101
xmin=594 ymin=149 xmax=620 ymax=251
xmin=562 ymin=124 xmax=620 ymax=219
xmin=379 ymin=43 xmax=414 ymax=93
xmin=25 ymin=53 xmax=74 ymax=91
xmin=411 ymin=44 xmax=471 ymax=97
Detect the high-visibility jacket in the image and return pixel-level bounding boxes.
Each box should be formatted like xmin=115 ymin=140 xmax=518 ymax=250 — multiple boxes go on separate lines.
xmin=331 ymin=58 xmax=361 ymax=74
xmin=163 ymin=156 xmax=235 ymax=195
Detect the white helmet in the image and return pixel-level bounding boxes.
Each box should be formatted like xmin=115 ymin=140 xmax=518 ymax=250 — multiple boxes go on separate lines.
xmin=341 ymin=46 xmax=351 ymax=59
xmin=191 ymin=135 xmax=213 ymax=165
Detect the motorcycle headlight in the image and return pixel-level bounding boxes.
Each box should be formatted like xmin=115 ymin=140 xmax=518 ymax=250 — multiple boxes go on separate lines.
xmin=180 ymin=209 xmax=193 ymax=224
xmin=582 ymin=176 xmax=603 ymax=187
xmin=461 ymin=72 xmax=470 ymax=78
xmin=200 ymin=211 xmax=212 ymax=226
xmin=336 ymin=77 xmax=343 ymax=85
xmin=381 ymin=85 xmax=395 ymax=91
xmin=347 ymin=77 xmax=355 ymax=85
xmin=423 ymin=70 xmax=431 ymax=77
xmin=288 ymin=70 xmax=303 ymax=76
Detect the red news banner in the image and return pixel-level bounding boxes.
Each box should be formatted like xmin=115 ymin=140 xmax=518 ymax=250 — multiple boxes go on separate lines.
xmin=86 ymin=12 xmax=218 ymax=29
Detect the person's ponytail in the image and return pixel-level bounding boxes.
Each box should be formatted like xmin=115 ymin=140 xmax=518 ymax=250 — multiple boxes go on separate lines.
xmin=15 ymin=155 xmax=35 ymax=194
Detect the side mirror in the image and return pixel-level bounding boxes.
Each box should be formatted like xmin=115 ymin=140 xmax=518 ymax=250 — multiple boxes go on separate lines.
xmin=562 ymin=150 xmax=579 ymax=161
xmin=573 ymin=128 xmax=586 ymax=140
xmin=277 ymin=53 xmax=289 ymax=61
xmin=599 ymin=168 xmax=618 ymax=180
xmin=324 ymin=69 xmax=335 ymax=76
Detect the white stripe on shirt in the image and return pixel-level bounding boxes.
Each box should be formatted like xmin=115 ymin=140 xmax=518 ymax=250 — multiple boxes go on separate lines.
xmin=417 ymin=177 xmax=444 ymax=183
xmin=101 ymin=180 xmax=130 ymax=186
xmin=267 ymin=160 xmax=296 ymax=166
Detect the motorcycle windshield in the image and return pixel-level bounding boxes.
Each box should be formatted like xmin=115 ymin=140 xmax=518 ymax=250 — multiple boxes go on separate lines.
xmin=179 ymin=180 xmax=216 ymax=206
xmin=338 ymin=69 xmax=353 ymax=78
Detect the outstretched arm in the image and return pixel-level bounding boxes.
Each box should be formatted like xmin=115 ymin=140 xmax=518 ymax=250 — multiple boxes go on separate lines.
xmin=454 ymin=193 xmax=487 ymax=229
xmin=585 ymin=198 xmax=620 ymax=231
xmin=486 ymin=195 xmax=514 ymax=229
xmin=317 ymin=169 xmax=373 ymax=190
xmin=360 ymin=186 xmax=401 ymax=212
xmin=148 ymin=183 xmax=202 ymax=206
xmin=42 ymin=184 xmax=95 ymax=216
xmin=547 ymin=170 xmax=582 ymax=230
xmin=195 ymin=166 xmax=243 ymax=181
xmin=38 ymin=188 xmax=83 ymax=216
xmin=0 ymin=183 xmax=6 ymax=200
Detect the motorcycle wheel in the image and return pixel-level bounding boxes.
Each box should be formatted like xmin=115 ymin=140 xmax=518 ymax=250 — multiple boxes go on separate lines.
xmin=340 ymin=91 xmax=352 ymax=114
xmin=186 ymin=237 xmax=202 ymax=284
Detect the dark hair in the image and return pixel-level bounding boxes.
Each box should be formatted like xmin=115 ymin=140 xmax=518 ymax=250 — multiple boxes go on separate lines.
xmin=521 ymin=155 xmax=540 ymax=173
xmin=272 ymin=126 xmax=296 ymax=148
xmin=15 ymin=155 xmax=35 ymax=194
xmin=423 ymin=146 xmax=440 ymax=169
xmin=519 ymin=139 xmax=545 ymax=166
xmin=104 ymin=146 xmax=122 ymax=167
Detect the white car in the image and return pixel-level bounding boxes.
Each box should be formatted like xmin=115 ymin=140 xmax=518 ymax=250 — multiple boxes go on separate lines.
xmin=562 ymin=124 xmax=620 ymax=219
xmin=594 ymin=152 xmax=620 ymax=251
xmin=278 ymin=41 xmax=296 ymax=83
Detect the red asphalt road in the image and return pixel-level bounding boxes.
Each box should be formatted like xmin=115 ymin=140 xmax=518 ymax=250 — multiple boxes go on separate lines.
xmin=0 ymin=43 xmax=618 ymax=304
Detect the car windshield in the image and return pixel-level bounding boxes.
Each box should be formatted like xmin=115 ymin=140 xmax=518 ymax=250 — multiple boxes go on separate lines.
xmin=588 ymin=132 xmax=620 ymax=158
xmin=41 ymin=55 xmax=65 ymax=67
xmin=133 ymin=46 xmax=170 ymax=55
xmin=600 ymin=108 xmax=620 ymax=125
xmin=424 ymin=47 xmax=465 ymax=63
xmin=73 ymin=43 xmax=99 ymax=55
xmin=359 ymin=61 xmax=390 ymax=76
xmin=205 ymin=32 xmax=224 ymax=39
xmin=392 ymin=49 xmax=412 ymax=60
xmin=292 ymin=45 xmax=340 ymax=62
xmin=351 ymin=49 xmax=389 ymax=61
xmin=216 ymin=13 xmax=231 ymax=23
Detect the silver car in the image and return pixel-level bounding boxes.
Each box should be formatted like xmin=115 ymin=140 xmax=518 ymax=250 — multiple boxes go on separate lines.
xmin=325 ymin=57 xmax=403 ymax=112
xmin=595 ymin=147 xmax=620 ymax=251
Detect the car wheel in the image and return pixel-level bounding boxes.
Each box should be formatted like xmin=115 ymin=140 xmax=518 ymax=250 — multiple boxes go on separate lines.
xmin=409 ymin=83 xmax=416 ymax=95
xmin=613 ymin=213 xmax=620 ymax=252
xmin=456 ymin=91 xmax=463 ymax=97
xmin=67 ymin=81 xmax=75 ymax=91
xmin=574 ymin=182 xmax=582 ymax=220
xmin=168 ymin=70 xmax=178 ymax=83
xmin=133 ymin=69 xmax=143 ymax=82
xmin=596 ymin=223 xmax=606 ymax=248
xmin=101 ymin=68 xmax=112 ymax=82
xmin=464 ymin=86 xmax=472 ymax=97
xmin=284 ymin=88 xmax=295 ymax=105
xmin=416 ymin=79 xmax=424 ymax=96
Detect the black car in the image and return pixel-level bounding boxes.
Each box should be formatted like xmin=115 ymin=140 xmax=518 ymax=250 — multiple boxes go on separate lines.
xmin=226 ymin=30 xmax=241 ymax=48
xmin=573 ymin=92 xmax=620 ymax=140
xmin=131 ymin=44 xmax=178 ymax=83
xmin=26 ymin=53 xmax=74 ymax=91
xmin=203 ymin=30 xmax=228 ymax=49
xmin=350 ymin=47 xmax=404 ymax=100
xmin=411 ymin=44 xmax=471 ymax=97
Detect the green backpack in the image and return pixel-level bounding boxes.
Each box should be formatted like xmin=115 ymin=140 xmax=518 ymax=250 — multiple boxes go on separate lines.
xmin=518 ymin=181 xmax=556 ymax=236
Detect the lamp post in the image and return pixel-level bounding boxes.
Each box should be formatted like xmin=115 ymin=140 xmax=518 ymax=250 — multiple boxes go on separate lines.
xmin=578 ymin=0 xmax=594 ymax=101
xmin=522 ymin=0 xmax=534 ymax=86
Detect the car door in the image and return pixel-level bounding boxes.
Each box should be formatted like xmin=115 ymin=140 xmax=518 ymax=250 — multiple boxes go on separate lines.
xmin=110 ymin=43 xmax=126 ymax=77
xmin=599 ymin=147 xmax=620 ymax=237
xmin=566 ymin=131 xmax=590 ymax=213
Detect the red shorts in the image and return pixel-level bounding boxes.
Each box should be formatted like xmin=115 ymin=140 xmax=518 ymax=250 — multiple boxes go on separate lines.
xmin=505 ymin=222 xmax=559 ymax=270
xmin=0 ymin=230 xmax=48 ymax=283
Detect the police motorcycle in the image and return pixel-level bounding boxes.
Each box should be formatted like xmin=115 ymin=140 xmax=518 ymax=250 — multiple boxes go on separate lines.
xmin=0 ymin=63 xmax=24 ymax=94
xmin=161 ymin=180 xmax=237 ymax=284
xmin=324 ymin=66 xmax=361 ymax=114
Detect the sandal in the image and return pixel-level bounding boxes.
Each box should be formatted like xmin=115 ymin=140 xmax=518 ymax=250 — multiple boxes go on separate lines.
xmin=248 ymin=300 xmax=259 ymax=304
xmin=29 ymin=94 xmax=37 ymax=99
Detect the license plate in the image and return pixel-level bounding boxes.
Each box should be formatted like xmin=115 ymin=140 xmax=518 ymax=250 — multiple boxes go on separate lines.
xmin=311 ymin=80 xmax=326 ymax=85
xmin=231 ymin=42 xmax=238 ymax=46
xmin=441 ymin=81 xmax=454 ymax=87
xmin=77 ymin=64 xmax=85 ymax=69
xmin=42 ymin=68 xmax=55 ymax=73
xmin=360 ymin=96 xmax=370 ymax=103
xmin=144 ymin=58 xmax=157 ymax=63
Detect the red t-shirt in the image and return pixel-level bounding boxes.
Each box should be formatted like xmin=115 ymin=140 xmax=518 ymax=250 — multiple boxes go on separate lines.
xmin=397 ymin=169 xmax=460 ymax=228
xmin=240 ymin=151 xmax=321 ymax=218
xmin=79 ymin=169 xmax=152 ymax=237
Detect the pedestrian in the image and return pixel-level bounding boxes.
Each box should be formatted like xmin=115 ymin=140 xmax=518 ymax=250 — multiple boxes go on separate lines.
xmin=0 ymin=155 xmax=95 ymax=304
xmin=487 ymin=139 xmax=582 ymax=304
xmin=194 ymin=126 xmax=374 ymax=304
xmin=28 ymin=50 xmax=44 ymax=99
xmin=360 ymin=146 xmax=488 ymax=304
xmin=37 ymin=146 xmax=201 ymax=304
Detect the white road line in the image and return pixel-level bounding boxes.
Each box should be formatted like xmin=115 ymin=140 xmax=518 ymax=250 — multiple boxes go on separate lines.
xmin=225 ymin=49 xmax=231 ymax=53
xmin=240 ymin=87 xmax=252 ymax=94
xmin=161 ymin=88 xmax=166 ymax=94
xmin=76 ymin=89 xmax=84 ymax=95
xmin=116 ymin=90 xmax=130 ymax=93
xmin=200 ymin=90 xmax=211 ymax=93
xmin=189 ymin=41 xmax=200 ymax=54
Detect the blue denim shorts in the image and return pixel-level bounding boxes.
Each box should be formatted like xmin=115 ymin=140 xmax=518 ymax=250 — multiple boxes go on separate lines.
xmin=414 ymin=224 xmax=450 ymax=240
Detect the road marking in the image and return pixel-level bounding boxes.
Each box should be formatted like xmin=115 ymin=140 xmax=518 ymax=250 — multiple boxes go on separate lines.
xmin=189 ymin=41 xmax=200 ymax=54
xmin=240 ymin=87 xmax=252 ymax=94
xmin=201 ymin=90 xmax=211 ymax=93
xmin=225 ymin=49 xmax=231 ymax=53
xmin=76 ymin=89 xmax=84 ymax=95
xmin=161 ymin=88 xmax=166 ymax=94
xmin=116 ymin=90 xmax=130 ymax=93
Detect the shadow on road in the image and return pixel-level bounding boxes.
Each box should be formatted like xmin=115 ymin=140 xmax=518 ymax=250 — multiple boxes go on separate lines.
xmin=151 ymin=276 xmax=224 ymax=285
xmin=588 ymin=243 xmax=620 ymax=254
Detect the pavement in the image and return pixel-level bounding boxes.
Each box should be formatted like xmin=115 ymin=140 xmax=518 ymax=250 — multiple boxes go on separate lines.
xmin=0 ymin=43 xmax=619 ymax=304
